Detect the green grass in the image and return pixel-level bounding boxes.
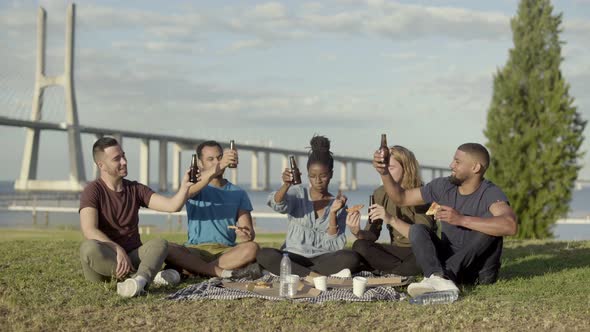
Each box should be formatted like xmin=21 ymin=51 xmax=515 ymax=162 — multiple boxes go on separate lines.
xmin=1 ymin=229 xmax=589 ymax=331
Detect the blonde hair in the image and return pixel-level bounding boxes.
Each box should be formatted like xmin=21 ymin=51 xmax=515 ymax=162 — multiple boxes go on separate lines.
xmin=390 ymin=145 xmax=422 ymax=190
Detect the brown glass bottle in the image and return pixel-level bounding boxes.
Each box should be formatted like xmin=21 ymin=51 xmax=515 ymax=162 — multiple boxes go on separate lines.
xmin=368 ymin=195 xmax=375 ymax=223
xmin=379 ymin=134 xmax=389 ymax=167
xmin=189 ymin=154 xmax=200 ymax=183
xmin=369 ymin=194 xmax=383 ymax=224
xmin=228 ymin=140 xmax=237 ymax=168
xmin=289 ymin=156 xmax=302 ymax=185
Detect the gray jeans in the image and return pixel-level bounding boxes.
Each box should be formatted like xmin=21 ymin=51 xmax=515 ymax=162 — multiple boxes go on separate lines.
xmin=79 ymin=238 xmax=168 ymax=283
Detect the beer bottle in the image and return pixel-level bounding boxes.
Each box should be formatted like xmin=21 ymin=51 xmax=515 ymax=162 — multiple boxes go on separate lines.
xmin=369 ymin=194 xmax=383 ymax=224
xmin=379 ymin=134 xmax=389 ymax=167
xmin=368 ymin=195 xmax=375 ymax=223
xmin=289 ymin=156 xmax=302 ymax=185
xmin=228 ymin=140 xmax=237 ymax=168
xmin=189 ymin=154 xmax=200 ymax=183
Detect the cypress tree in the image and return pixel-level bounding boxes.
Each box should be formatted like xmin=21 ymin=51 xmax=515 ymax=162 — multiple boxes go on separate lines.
xmin=484 ymin=0 xmax=586 ymax=238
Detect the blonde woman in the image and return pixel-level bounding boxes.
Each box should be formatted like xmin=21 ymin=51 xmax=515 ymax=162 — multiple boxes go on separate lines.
xmin=348 ymin=145 xmax=436 ymax=276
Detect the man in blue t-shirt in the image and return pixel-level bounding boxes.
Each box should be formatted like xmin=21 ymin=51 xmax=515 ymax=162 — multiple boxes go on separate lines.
xmin=372 ymin=143 xmax=517 ymax=298
xmin=166 ymin=141 xmax=261 ymax=280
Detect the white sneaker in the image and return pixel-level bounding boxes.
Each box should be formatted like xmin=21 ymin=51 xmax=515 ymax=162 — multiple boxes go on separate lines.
xmin=330 ymin=268 xmax=352 ymax=278
xmin=407 ymin=277 xmax=436 ymax=297
xmin=153 ymin=269 xmax=181 ymax=286
xmin=262 ymin=270 xmax=276 ymax=277
xmin=407 ymin=275 xmax=459 ymax=297
xmin=117 ymin=278 xmax=141 ymax=298
xmin=427 ymin=275 xmax=459 ymax=293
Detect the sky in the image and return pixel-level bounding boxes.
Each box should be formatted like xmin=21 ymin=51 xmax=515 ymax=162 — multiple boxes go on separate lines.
xmin=1 ymin=0 xmax=589 ymax=188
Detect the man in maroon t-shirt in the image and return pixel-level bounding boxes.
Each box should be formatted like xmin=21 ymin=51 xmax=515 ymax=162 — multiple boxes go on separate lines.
xmin=79 ymin=137 xmax=195 ymax=297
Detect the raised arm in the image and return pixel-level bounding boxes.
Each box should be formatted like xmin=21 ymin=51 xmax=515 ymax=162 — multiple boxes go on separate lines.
xmin=187 ymin=148 xmax=238 ymax=197
xmin=267 ymin=169 xmax=296 ymax=215
xmin=80 ymin=207 xmax=133 ymax=278
xmin=274 ymin=168 xmax=294 ymax=203
xmin=436 ymin=201 xmax=518 ymax=237
xmin=187 ymin=166 xmax=214 ymax=197
xmin=373 ymin=150 xmax=425 ymax=207
xmin=148 ymin=169 xmax=193 ymax=212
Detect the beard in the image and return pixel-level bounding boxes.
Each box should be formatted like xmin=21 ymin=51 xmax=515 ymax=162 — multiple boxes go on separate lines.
xmin=106 ymin=166 xmax=127 ymax=178
xmin=449 ymin=174 xmax=464 ymax=186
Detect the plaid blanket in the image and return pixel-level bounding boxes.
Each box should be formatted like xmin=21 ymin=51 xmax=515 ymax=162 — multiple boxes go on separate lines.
xmin=168 ymin=272 xmax=408 ymax=304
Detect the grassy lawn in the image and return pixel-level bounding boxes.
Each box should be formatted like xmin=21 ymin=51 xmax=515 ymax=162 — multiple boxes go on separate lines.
xmin=1 ymin=229 xmax=589 ymax=331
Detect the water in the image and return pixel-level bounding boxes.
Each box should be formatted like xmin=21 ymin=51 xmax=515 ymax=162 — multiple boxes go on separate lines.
xmin=409 ymin=290 xmax=459 ymax=305
xmin=279 ymin=253 xmax=292 ymax=297
xmin=0 ymin=181 xmax=589 ymax=240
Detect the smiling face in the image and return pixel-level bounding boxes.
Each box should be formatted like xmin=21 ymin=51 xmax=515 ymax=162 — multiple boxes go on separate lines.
xmin=448 ymin=149 xmax=476 ymax=186
xmin=97 ymin=144 xmax=128 ymax=179
xmin=307 ymin=162 xmax=332 ymax=192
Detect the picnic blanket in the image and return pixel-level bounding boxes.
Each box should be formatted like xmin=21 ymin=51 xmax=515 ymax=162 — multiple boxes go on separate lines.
xmin=168 ymin=272 xmax=409 ymax=304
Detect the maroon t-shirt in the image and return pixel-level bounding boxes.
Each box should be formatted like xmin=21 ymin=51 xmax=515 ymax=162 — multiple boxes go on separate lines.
xmin=79 ymin=178 xmax=155 ymax=252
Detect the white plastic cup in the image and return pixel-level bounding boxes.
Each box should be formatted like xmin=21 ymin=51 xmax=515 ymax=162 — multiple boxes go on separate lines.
xmin=313 ymin=276 xmax=328 ymax=291
xmin=287 ymin=274 xmax=299 ymax=297
xmin=353 ymin=276 xmax=367 ymax=297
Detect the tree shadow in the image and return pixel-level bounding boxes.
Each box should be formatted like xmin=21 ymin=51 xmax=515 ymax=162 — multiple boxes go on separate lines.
xmin=498 ymin=241 xmax=590 ymax=280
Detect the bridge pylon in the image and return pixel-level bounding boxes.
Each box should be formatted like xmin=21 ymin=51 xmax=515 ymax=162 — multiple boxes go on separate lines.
xmin=15 ymin=4 xmax=86 ymax=192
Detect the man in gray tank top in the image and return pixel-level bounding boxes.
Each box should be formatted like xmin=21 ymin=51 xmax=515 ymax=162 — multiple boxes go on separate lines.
xmin=372 ymin=143 xmax=517 ymax=298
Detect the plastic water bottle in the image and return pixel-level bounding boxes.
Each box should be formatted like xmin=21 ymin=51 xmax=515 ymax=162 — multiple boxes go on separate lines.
xmin=409 ymin=290 xmax=459 ymax=305
xmin=279 ymin=253 xmax=292 ymax=297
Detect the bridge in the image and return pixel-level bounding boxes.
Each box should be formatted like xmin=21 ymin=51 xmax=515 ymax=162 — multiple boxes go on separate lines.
xmin=1 ymin=113 xmax=451 ymax=192
xmin=0 ymin=4 xmax=448 ymax=193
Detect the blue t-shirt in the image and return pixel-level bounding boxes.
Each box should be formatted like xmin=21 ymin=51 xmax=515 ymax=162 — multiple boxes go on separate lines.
xmin=420 ymin=177 xmax=509 ymax=249
xmin=185 ymin=181 xmax=253 ymax=246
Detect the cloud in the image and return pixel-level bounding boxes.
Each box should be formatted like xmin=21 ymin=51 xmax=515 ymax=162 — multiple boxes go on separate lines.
xmin=0 ymin=1 xmax=519 ymax=58
xmin=226 ymin=39 xmax=267 ymax=52
xmin=248 ymin=2 xmax=287 ymax=20
xmin=78 ymin=5 xmax=171 ymax=29
xmin=364 ymin=1 xmax=510 ymax=40
xmin=380 ymin=51 xmax=439 ymax=61
xmin=563 ymin=18 xmax=590 ymax=43
xmin=11 ymin=1 xmax=590 ymax=56
xmin=0 ymin=5 xmax=44 ymax=31
xmin=144 ymin=41 xmax=197 ymax=53
xmin=302 ymin=11 xmax=364 ymax=33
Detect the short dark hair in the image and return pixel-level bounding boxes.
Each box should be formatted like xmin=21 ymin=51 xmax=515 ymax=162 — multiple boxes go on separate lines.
xmin=197 ymin=140 xmax=223 ymax=159
xmin=458 ymin=143 xmax=490 ymax=172
xmin=92 ymin=137 xmax=119 ymax=162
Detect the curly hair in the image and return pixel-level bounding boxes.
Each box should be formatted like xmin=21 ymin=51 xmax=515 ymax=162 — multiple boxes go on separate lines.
xmin=306 ymin=135 xmax=334 ymax=171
